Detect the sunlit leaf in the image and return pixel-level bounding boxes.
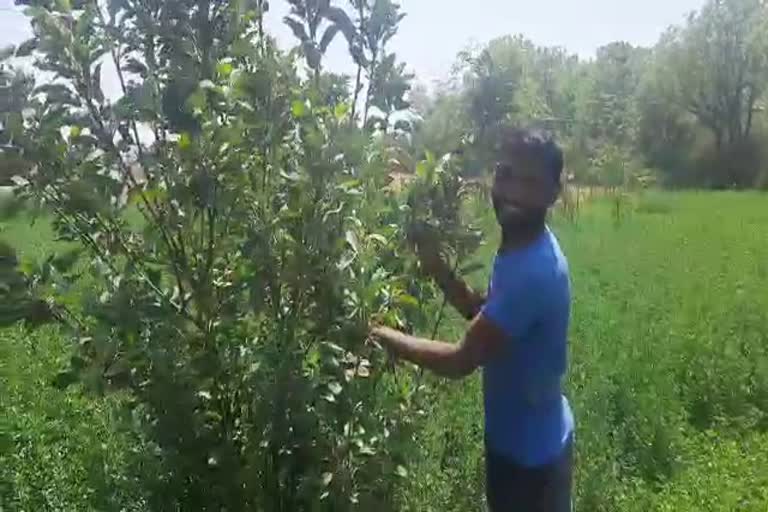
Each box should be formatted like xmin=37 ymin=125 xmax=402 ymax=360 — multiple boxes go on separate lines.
xmin=178 ymin=132 xmax=192 ymax=150
xmin=367 ymin=233 xmax=387 ymax=246
xmin=291 ymin=100 xmax=307 ymax=118
xmin=14 ymin=39 xmax=38 ymax=58
xmin=216 ymin=61 xmax=234 ymax=78
xmin=345 ymin=230 xmax=359 ymax=252
xmin=334 ymin=102 xmax=350 ymax=121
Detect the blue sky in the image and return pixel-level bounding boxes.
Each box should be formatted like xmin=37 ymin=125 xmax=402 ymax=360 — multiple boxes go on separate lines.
xmin=2 ymin=0 xmax=705 ymax=86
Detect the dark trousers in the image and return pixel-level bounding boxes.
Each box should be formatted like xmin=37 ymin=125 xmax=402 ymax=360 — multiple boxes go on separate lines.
xmin=485 ymin=437 xmax=573 ymax=512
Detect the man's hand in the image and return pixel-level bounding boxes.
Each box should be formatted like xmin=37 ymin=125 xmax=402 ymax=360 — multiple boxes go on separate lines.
xmin=370 ymin=325 xmax=401 ymax=351
xmin=406 ymin=223 xmax=486 ymax=320
xmin=407 ymin=225 xmax=446 ymax=277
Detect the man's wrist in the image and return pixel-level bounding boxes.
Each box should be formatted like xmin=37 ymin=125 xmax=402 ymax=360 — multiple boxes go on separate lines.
xmin=431 ymin=261 xmax=454 ymax=283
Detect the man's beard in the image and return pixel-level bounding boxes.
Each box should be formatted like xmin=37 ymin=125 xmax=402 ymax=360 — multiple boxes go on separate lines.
xmin=492 ymin=193 xmax=547 ymax=235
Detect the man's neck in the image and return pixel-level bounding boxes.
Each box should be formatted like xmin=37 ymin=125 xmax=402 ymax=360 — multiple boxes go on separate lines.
xmin=499 ymin=221 xmax=547 ymax=253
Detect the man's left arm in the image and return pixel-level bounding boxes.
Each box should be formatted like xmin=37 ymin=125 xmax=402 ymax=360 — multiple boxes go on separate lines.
xmin=371 ymin=314 xmax=507 ymax=379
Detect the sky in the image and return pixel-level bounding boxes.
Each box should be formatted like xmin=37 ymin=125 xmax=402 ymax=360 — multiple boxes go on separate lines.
xmin=1 ymin=0 xmax=706 ymax=87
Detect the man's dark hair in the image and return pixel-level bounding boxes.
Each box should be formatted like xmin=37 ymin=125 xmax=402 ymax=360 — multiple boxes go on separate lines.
xmin=496 ymin=128 xmax=564 ymax=185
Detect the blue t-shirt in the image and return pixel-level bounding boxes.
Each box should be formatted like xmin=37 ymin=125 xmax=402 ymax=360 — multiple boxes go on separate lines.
xmin=481 ymin=226 xmax=574 ymax=467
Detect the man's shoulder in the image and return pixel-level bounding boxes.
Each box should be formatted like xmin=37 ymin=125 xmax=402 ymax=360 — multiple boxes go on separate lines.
xmin=492 ymin=256 xmax=552 ymax=298
xmin=542 ymin=229 xmax=570 ymax=276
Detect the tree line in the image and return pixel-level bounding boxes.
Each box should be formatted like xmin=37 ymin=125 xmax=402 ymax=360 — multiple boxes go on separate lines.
xmin=410 ymin=0 xmax=768 ymax=189
xmin=4 ymin=0 xmax=767 ymax=189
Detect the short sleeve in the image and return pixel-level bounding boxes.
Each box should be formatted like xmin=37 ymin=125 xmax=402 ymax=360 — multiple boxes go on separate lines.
xmin=481 ymin=264 xmax=539 ymax=340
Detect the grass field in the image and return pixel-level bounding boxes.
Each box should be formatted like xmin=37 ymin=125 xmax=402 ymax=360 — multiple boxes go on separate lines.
xmin=2 ymin=191 xmax=768 ymax=510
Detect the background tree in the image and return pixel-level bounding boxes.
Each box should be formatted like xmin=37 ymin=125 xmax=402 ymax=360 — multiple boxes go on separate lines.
xmin=410 ymin=86 xmax=470 ymax=160
xmin=648 ymin=0 xmax=768 ymax=187
xmin=661 ymin=0 xmax=768 ymax=151
xmin=0 ymin=62 xmax=35 ymax=185
xmin=347 ymin=0 xmax=406 ymax=126
xmin=283 ymin=0 xmax=356 ymax=81
xmin=365 ymin=52 xmax=413 ymax=132
xmin=635 ymin=45 xmax=698 ymax=185
xmin=580 ymin=42 xmax=648 ymax=149
xmin=317 ymin=70 xmax=353 ymax=108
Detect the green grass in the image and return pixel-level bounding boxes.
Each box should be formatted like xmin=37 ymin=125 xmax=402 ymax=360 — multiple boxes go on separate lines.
xmin=404 ymin=190 xmax=768 ymax=511
xmin=2 ymin=191 xmax=768 ymax=510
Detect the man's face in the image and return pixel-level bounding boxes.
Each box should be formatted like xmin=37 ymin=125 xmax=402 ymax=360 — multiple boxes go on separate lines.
xmin=491 ymin=155 xmax=559 ymax=229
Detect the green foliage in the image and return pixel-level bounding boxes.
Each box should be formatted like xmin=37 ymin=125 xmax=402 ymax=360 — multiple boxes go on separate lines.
xmin=284 ymin=0 xmax=356 ymax=75
xmin=405 ymin=151 xmax=483 ymax=269
xmin=410 ymin=0 xmax=768 ymax=190
xmin=1 ymin=325 xmax=155 ymax=511
xmin=0 ymin=1 xmax=447 ymax=509
xmin=347 ymin=0 xmax=407 ymax=126
xmin=660 ymin=0 xmax=768 ymax=148
xmin=6 ymin=178 xmax=768 ymax=511
xmin=0 ymin=67 xmax=36 ymax=184
xmin=366 ymin=52 xmax=414 ymax=132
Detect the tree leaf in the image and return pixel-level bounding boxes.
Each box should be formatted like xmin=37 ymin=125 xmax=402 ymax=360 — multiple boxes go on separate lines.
xmin=51 ymin=248 xmax=82 ymax=273
xmin=345 ymin=230 xmax=359 ymax=252
xmin=107 ymin=0 xmax=129 ymax=20
xmin=123 ymin=58 xmax=148 ymax=77
xmin=303 ymin=42 xmax=322 ymax=70
xmin=216 ymin=61 xmax=234 ymax=78
xmin=327 ymin=381 xmax=342 ymax=395
xmin=199 ymin=79 xmax=217 ymax=91
xmin=92 ymin=62 xmax=104 ymax=104
xmin=367 ymin=233 xmax=387 ymax=246
xmin=178 ymin=132 xmax=192 ymax=150
xmin=36 ymin=84 xmax=81 ymax=107
xmin=15 ymin=38 xmax=38 ymax=58
xmin=460 ymin=262 xmax=484 ymax=275
xmin=283 ymin=16 xmax=309 ymax=43
xmin=334 ymin=102 xmax=350 ymax=120
xmin=55 ymin=0 xmax=72 ymax=13
xmin=0 ymin=45 xmax=14 ymax=61
xmin=291 ymin=100 xmax=307 ymax=118
xmin=323 ymin=7 xmax=357 ymax=44
xmin=415 ymin=161 xmax=430 ymax=180
xmin=319 ymin=25 xmax=340 ymax=54
xmin=396 ymin=293 xmax=419 ymax=308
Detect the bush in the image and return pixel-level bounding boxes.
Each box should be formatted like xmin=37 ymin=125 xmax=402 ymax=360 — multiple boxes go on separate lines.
xmin=0 ymin=3 xmax=442 ymax=509
xmin=690 ymin=137 xmax=768 ymax=189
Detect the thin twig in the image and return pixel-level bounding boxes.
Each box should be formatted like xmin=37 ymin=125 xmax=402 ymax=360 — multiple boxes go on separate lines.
xmin=411 ymin=257 xmax=461 ymax=407
xmin=93 ymin=4 xmax=191 ymax=308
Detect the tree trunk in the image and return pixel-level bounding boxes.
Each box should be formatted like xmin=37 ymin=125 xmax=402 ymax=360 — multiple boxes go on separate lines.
xmin=350 ymin=64 xmax=363 ymax=126
xmin=363 ymin=50 xmax=378 ymax=128
xmin=744 ymin=85 xmax=756 ymax=139
xmin=714 ymin=128 xmax=724 ymax=150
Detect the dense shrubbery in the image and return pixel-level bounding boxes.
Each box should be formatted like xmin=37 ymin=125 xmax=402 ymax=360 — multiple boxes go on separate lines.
xmin=0 ymin=1 xmax=485 ymax=508
xmin=410 ymin=0 xmax=768 ymax=189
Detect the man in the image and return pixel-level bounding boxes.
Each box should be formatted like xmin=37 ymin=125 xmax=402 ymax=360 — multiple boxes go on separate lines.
xmin=371 ymin=129 xmax=574 ymax=512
